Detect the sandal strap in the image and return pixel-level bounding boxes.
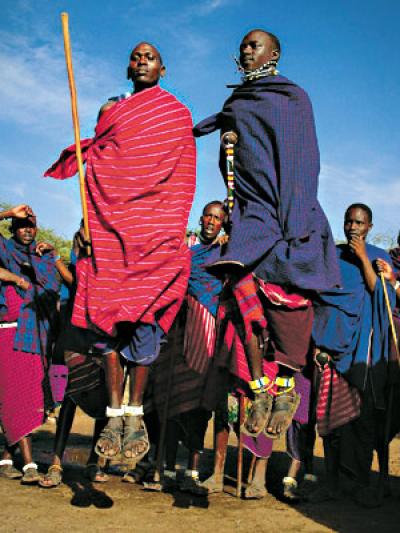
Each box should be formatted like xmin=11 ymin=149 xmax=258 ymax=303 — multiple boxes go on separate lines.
xmin=124 ymin=404 xmax=144 ymax=416
xmin=23 ymin=462 xmax=38 ymax=472
xmin=106 ymin=406 xmax=124 ymax=417
xmin=48 ymin=464 xmax=63 ymax=473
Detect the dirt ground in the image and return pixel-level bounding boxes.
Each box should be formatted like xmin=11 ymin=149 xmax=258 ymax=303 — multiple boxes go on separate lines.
xmin=1 ymin=410 xmax=399 ymax=533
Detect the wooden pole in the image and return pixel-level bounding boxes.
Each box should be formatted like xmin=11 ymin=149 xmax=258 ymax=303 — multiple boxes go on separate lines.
xmin=236 ymin=394 xmax=245 ymax=497
xmin=378 ymin=273 xmax=399 ymax=502
xmin=61 ymin=12 xmax=91 ymax=255
xmin=380 ymin=273 xmax=400 ymax=364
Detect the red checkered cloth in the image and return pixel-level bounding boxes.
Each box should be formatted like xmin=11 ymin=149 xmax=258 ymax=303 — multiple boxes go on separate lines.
xmin=316 ymin=364 xmax=361 ymax=436
xmin=45 ymin=86 xmax=196 ymax=337
xmin=183 ymin=295 xmax=216 ymax=374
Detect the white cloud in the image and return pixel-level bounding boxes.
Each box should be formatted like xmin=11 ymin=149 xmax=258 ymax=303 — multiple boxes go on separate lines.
xmin=0 ymin=30 xmax=114 ymax=135
xmin=319 ymin=161 xmax=399 ymax=242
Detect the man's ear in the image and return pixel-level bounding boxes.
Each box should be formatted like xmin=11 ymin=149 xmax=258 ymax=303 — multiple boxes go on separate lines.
xmin=199 ymin=216 xmax=203 ymax=226
xmin=271 ymin=49 xmax=280 ymax=62
xmin=127 ymin=66 xmax=133 ymax=80
xmin=160 ymin=65 xmax=166 ymax=79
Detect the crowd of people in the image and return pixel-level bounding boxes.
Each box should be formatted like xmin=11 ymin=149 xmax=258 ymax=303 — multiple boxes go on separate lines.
xmin=0 ymin=29 xmax=399 ymax=509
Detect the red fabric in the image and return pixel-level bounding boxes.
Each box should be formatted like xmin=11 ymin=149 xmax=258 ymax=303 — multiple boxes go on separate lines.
xmin=0 ymin=287 xmax=44 ymax=445
xmin=316 ymin=365 xmax=361 ymax=436
xmin=45 ymin=87 xmax=196 ymax=336
xmin=183 ymin=295 xmax=216 ymax=374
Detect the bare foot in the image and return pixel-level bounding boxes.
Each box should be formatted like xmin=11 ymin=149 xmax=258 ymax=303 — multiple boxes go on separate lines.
xmin=243 ymin=393 xmax=272 ymax=436
xmin=95 ymin=417 xmax=123 ymax=458
xmin=122 ymin=416 xmax=149 ymax=460
xmin=266 ymin=390 xmax=300 ymax=438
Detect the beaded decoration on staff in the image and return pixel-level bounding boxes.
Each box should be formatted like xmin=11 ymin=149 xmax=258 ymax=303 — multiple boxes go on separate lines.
xmin=221 ymin=131 xmax=238 ymax=227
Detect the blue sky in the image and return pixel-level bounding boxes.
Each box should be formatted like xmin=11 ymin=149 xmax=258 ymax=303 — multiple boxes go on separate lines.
xmin=0 ymin=0 xmax=399 ymax=244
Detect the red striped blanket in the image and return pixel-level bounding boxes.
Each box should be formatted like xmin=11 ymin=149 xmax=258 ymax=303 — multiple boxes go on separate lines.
xmin=45 ymin=86 xmax=196 ymax=336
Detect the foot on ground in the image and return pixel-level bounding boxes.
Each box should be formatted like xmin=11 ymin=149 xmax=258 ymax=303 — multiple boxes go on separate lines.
xmin=39 ymin=465 xmax=63 ymax=488
xmin=282 ymin=476 xmax=300 ymax=503
xmin=180 ymin=475 xmax=207 ymax=496
xmin=0 ymin=462 xmax=22 ymax=480
xmin=200 ymin=474 xmax=224 ymax=494
xmin=244 ymin=479 xmax=267 ymax=500
xmin=84 ymin=463 xmax=109 ymax=483
xmin=21 ymin=464 xmax=41 ymax=485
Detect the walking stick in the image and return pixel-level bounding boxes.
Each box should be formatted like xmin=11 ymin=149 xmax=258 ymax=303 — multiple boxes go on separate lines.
xmin=61 ymin=13 xmax=91 ymax=255
xmin=236 ymin=394 xmax=245 ymax=497
xmin=221 ymin=131 xmax=238 ymax=227
xmin=144 ymin=324 xmax=177 ymax=491
xmin=378 ymin=273 xmax=399 ymax=502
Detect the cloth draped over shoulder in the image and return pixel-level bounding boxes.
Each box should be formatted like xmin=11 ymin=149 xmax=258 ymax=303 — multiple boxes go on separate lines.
xmin=313 ymin=244 xmax=395 ymax=398
xmin=183 ymin=242 xmax=223 ymax=373
xmin=194 ymin=76 xmax=340 ymax=292
xmin=45 ymin=86 xmax=196 ymax=336
xmin=0 ymin=235 xmax=59 ymax=354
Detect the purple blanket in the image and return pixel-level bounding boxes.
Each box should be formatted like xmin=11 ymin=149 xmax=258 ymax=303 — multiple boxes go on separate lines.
xmin=194 ymin=75 xmax=340 ymax=292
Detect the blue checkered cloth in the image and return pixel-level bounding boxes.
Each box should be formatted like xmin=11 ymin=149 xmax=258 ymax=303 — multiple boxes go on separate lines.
xmin=0 ymin=234 xmax=59 ymax=354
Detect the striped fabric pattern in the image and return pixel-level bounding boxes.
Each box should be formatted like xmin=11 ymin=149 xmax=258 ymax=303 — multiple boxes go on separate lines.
xmin=45 ymin=86 xmax=196 ymax=336
xmin=183 ymin=294 xmax=216 ymax=374
xmin=316 ymin=365 xmax=361 ymax=436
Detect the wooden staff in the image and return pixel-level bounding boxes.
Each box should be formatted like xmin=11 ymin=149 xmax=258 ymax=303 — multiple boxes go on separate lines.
xmin=380 ymin=272 xmax=400 ymax=364
xmin=221 ymin=131 xmax=238 ymax=227
xmin=236 ymin=394 xmax=245 ymax=497
xmin=61 ymin=12 xmax=91 ymax=255
xmin=378 ymin=272 xmax=399 ymax=502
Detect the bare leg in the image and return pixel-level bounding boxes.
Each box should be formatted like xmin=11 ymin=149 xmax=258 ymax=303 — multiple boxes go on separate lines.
xmin=96 ymin=351 xmax=124 ymax=457
xmin=39 ymin=398 xmax=77 ymax=488
xmin=18 ymin=436 xmax=33 ymax=466
xmin=244 ymin=458 xmax=268 ymax=499
xmin=201 ymin=426 xmax=229 ymax=493
xmin=123 ymin=365 xmax=150 ymax=459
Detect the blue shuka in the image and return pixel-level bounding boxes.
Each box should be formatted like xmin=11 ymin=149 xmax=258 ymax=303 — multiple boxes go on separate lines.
xmin=187 ymin=242 xmax=223 ymax=317
xmin=194 ymin=75 xmax=340 ymax=292
xmin=0 ymin=235 xmax=59 ymax=354
xmin=313 ymin=244 xmax=395 ymax=401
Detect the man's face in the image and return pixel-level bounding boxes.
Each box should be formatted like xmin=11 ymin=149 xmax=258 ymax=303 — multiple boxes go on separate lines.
xmin=239 ymin=31 xmax=278 ymax=71
xmin=13 ymin=221 xmax=37 ymax=246
xmin=128 ymin=43 xmax=165 ymax=87
xmin=200 ymin=204 xmax=225 ymax=243
xmin=344 ymin=208 xmax=372 ymax=243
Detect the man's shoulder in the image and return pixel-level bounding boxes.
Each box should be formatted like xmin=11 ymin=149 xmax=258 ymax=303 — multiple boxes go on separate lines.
xmin=159 ymin=88 xmax=192 ymax=116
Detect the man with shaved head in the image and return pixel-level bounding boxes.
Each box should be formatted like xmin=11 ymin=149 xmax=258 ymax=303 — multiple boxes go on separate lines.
xmin=46 ymin=42 xmax=196 ymax=465
xmin=195 ymin=29 xmax=340 ymax=445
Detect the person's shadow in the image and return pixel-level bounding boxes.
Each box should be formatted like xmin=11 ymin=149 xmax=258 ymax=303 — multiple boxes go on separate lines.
xmin=67 ymin=477 xmax=114 ymax=509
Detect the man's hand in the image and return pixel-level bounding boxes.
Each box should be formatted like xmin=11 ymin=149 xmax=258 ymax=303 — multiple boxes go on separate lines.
xmin=36 ymin=241 xmax=56 ymax=257
xmin=10 ymin=204 xmax=34 ymax=219
xmin=376 ymin=258 xmax=396 ymax=284
xmin=215 ymin=234 xmax=229 ymax=246
xmin=349 ymin=234 xmax=368 ymax=261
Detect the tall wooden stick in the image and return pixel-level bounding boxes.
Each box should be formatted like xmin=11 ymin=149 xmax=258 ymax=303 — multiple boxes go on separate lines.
xmin=378 ymin=272 xmax=399 ymax=502
xmin=236 ymin=394 xmax=245 ymax=497
xmin=61 ymin=12 xmax=91 ymax=255
xmin=380 ymin=273 xmax=400 ymax=364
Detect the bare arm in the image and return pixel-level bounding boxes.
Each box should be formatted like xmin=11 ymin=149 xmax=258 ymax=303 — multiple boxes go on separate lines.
xmin=0 ymin=204 xmax=34 ymax=221
xmin=0 ymin=267 xmax=30 ymax=291
xmin=349 ymin=235 xmax=376 ymax=292
xmin=35 ymin=242 xmax=73 ymax=286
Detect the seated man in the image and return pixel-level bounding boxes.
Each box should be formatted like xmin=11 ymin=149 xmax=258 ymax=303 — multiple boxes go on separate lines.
xmin=45 ymin=42 xmax=196 ymax=465
xmin=194 ymin=29 xmax=340 ymax=441
xmin=312 ymin=203 xmax=395 ymax=506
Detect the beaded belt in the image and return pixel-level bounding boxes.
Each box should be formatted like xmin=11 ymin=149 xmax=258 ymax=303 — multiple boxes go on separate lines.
xmin=0 ymin=322 xmax=18 ymax=329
